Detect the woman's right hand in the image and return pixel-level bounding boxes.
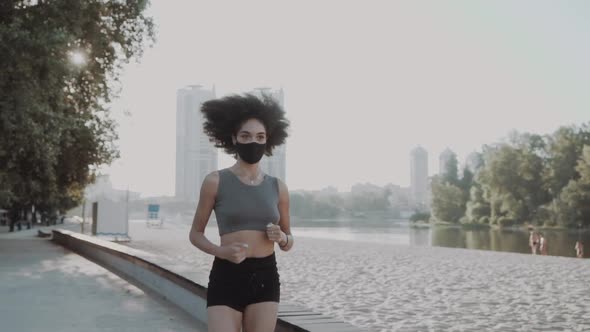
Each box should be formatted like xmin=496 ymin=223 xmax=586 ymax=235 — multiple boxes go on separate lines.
xmin=217 ymin=243 xmax=249 ymax=264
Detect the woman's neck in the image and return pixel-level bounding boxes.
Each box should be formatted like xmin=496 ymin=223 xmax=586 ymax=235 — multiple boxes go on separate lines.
xmin=232 ymin=160 xmax=261 ymax=177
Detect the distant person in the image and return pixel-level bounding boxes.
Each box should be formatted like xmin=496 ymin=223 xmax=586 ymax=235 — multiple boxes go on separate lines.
xmin=575 ymin=241 xmax=584 ymax=258
xmin=188 ymin=93 xmax=292 ymax=332
xmin=539 ymin=233 xmax=548 ymax=255
xmin=529 ymin=230 xmax=540 ymax=255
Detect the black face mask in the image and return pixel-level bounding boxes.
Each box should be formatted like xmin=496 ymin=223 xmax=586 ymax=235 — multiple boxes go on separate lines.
xmin=235 ymin=142 xmax=266 ymax=164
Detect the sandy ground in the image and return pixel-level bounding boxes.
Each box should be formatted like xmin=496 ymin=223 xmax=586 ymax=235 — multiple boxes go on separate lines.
xmin=124 ymin=220 xmax=590 ymax=332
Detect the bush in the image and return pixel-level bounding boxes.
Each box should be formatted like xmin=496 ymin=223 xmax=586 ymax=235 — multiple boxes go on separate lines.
xmin=409 ymin=211 xmax=431 ymax=223
xmin=497 ymin=217 xmax=515 ymax=227
xmin=479 ymin=216 xmax=490 ymax=224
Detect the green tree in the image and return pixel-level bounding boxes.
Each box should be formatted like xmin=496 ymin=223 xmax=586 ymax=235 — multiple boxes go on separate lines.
xmin=0 ymin=0 xmax=154 ymax=230
xmin=543 ymin=124 xmax=590 ymax=196
xmin=432 ymin=125 xmax=590 ymax=228
xmin=550 ymin=145 xmax=590 ymax=227
xmin=457 ymin=166 xmax=474 ymax=209
xmin=464 ymin=184 xmax=491 ymax=224
xmin=409 ymin=211 xmax=431 ymax=223
xmin=577 ymin=145 xmax=590 ymax=183
xmin=346 ymin=185 xmax=391 ymax=212
xmin=477 ymin=134 xmax=548 ymax=226
xmin=430 ymin=152 xmax=468 ymax=223
xmin=441 ymin=152 xmax=459 ymax=186
xmin=431 ymin=176 xmax=464 ymax=223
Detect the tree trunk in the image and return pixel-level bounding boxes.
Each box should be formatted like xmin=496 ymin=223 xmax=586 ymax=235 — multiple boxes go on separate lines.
xmin=31 ymin=204 xmax=37 ymax=226
xmin=8 ymin=206 xmax=20 ymax=232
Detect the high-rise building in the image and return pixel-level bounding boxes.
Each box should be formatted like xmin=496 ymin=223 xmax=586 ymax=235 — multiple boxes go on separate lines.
xmin=248 ymin=87 xmax=287 ymax=183
xmin=439 ymin=148 xmax=457 ymax=177
xmin=175 ymin=85 xmax=217 ymax=203
xmin=410 ymin=146 xmax=429 ymax=207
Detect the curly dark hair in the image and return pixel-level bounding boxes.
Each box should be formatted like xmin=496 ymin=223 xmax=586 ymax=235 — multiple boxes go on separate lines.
xmin=200 ymin=93 xmax=290 ymax=156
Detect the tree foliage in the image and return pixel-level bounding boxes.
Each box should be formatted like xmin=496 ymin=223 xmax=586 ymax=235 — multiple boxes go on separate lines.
xmin=0 ymin=0 xmax=154 ymax=227
xmin=431 ymin=175 xmax=464 ymax=223
xmin=431 ymin=124 xmax=590 ymax=228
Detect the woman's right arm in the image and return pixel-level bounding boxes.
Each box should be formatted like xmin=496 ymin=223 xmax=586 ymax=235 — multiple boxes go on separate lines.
xmin=189 ymin=172 xmax=222 ymax=256
xmin=189 ymin=172 xmax=249 ymax=263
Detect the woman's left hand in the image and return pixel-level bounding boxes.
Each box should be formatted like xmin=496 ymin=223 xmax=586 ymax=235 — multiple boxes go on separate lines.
xmin=266 ymin=223 xmax=285 ymax=244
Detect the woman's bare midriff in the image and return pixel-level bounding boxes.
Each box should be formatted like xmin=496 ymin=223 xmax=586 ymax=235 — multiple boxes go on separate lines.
xmin=220 ymin=230 xmax=275 ymax=258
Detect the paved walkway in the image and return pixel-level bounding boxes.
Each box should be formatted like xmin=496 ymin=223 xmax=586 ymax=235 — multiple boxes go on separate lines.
xmin=0 ymin=227 xmax=206 ymax=332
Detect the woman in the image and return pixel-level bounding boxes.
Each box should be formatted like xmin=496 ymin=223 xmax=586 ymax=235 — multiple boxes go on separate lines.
xmin=529 ymin=230 xmax=539 ymax=255
xmin=575 ymin=241 xmax=584 ymax=258
xmin=189 ymin=93 xmax=293 ymax=332
xmin=539 ymin=233 xmax=547 ymax=255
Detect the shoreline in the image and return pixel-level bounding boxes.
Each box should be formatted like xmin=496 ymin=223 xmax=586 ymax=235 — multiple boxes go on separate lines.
xmin=410 ymin=220 xmax=589 ymax=232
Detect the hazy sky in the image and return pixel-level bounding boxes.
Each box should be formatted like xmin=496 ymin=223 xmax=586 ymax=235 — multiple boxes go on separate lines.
xmin=101 ymin=0 xmax=590 ymax=197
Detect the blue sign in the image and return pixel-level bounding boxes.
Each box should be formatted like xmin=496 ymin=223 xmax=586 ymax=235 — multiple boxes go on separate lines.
xmin=147 ymin=204 xmax=160 ymax=219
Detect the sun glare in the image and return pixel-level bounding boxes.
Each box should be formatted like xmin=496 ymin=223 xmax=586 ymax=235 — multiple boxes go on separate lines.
xmin=69 ymin=51 xmax=86 ymax=66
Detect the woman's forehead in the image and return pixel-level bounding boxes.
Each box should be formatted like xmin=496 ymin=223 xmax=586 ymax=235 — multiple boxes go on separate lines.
xmin=238 ymin=119 xmax=266 ymax=133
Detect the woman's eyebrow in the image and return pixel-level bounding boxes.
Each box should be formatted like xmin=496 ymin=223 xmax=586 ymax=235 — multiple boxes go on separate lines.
xmin=238 ymin=130 xmax=266 ymax=135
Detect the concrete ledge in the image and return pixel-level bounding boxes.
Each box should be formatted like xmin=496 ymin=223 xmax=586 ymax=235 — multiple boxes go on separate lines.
xmin=52 ymin=229 xmax=364 ymax=332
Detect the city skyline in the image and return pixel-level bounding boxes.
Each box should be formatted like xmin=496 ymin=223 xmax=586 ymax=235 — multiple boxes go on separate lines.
xmin=175 ymin=85 xmax=218 ymax=202
xmin=99 ymin=0 xmax=590 ymax=197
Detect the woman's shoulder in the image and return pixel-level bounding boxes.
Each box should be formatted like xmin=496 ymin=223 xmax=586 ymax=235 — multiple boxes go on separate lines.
xmin=273 ymin=176 xmax=287 ymax=189
xmin=202 ymin=170 xmax=221 ymax=188
xmin=268 ymin=176 xmax=289 ymax=196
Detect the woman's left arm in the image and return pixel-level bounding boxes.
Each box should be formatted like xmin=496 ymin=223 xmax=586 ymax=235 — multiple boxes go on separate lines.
xmin=277 ymin=179 xmax=294 ymax=251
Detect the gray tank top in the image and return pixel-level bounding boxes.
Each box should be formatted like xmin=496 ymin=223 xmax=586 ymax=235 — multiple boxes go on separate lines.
xmin=214 ymin=168 xmax=280 ymax=236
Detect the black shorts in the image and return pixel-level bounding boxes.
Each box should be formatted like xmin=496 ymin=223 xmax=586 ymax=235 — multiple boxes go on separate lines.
xmin=206 ymin=252 xmax=281 ymax=313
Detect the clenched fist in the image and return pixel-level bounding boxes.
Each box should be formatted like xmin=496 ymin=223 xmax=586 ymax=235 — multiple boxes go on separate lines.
xmin=266 ymin=223 xmax=286 ymax=245
xmin=219 ymin=242 xmax=249 ymax=264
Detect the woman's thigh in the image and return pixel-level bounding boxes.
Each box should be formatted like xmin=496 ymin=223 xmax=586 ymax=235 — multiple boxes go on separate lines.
xmin=207 ymin=305 xmax=242 ymax=332
xmin=242 ymin=301 xmax=279 ymax=332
